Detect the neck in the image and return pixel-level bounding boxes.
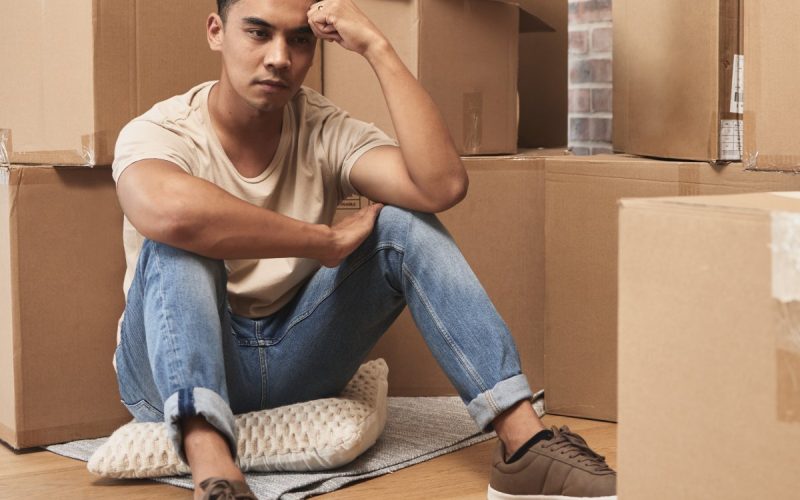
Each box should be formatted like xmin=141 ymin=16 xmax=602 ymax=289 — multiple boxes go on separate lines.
xmin=208 ymin=79 xmax=284 ymax=144
xmin=207 ymin=80 xmax=286 ymax=177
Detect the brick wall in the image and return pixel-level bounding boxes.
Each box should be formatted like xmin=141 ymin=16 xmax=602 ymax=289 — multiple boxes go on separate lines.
xmin=568 ymin=0 xmax=613 ymax=155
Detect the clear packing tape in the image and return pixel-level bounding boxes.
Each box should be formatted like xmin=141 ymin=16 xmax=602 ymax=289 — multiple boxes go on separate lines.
xmin=770 ymin=209 xmax=800 ymax=422
xmin=0 ymin=129 xmax=10 ymax=169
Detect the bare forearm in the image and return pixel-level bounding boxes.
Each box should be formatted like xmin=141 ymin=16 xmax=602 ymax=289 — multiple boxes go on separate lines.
xmin=144 ymin=177 xmax=333 ymax=261
xmin=365 ymin=42 xmax=467 ymax=200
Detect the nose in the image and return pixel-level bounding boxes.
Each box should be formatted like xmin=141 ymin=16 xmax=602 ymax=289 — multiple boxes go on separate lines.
xmin=263 ymin=36 xmax=291 ymax=72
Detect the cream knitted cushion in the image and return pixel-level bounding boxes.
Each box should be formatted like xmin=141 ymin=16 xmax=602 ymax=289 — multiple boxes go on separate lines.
xmin=88 ymin=359 xmax=389 ymax=478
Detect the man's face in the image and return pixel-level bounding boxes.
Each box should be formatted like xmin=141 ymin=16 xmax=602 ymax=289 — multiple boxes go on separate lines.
xmin=210 ymin=0 xmax=317 ymax=113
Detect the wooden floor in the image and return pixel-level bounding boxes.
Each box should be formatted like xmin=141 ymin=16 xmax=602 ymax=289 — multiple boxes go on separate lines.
xmin=0 ymin=414 xmax=616 ymax=499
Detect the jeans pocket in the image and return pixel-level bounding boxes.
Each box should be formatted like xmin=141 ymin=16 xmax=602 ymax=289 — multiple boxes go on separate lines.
xmin=122 ymin=398 xmax=163 ymax=423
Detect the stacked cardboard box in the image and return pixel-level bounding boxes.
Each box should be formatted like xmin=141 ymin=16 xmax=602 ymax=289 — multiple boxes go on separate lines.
xmin=613 ymin=0 xmax=800 ymax=171
xmin=0 ymin=0 xmax=243 ymax=448
xmin=544 ymin=156 xmax=800 ymax=422
xmin=608 ymin=0 xmax=800 ymax=495
xmin=323 ymin=0 xmax=567 ymax=155
xmin=550 ymin=0 xmax=800 ymax=425
xmin=0 ymin=0 xmax=323 ymax=167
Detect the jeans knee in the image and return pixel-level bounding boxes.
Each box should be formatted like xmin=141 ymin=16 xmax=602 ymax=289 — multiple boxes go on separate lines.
xmin=375 ymin=206 xmax=439 ymax=239
xmin=138 ymin=239 xmax=226 ymax=286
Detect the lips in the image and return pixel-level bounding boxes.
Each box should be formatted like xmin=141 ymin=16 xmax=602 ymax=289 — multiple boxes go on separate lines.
xmin=256 ymin=79 xmax=289 ymax=90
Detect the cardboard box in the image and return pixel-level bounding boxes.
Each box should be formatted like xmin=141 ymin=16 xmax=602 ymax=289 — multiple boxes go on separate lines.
xmin=544 ymin=155 xmax=800 ymax=421
xmin=618 ymin=192 xmax=800 ymax=499
xmin=323 ymin=1 xmax=564 ymax=155
xmin=336 ymin=149 xmax=568 ymax=396
xmin=0 ymin=1 xmax=324 ymax=168
xmin=743 ymin=0 xmax=800 ymax=171
xmin=613 ymin=0 xmax=743 ymax=162
xmin=0 ymin=1 xmax=222 ymax=166
xmin=544 ymin=155 xmax=683 ymax=421
xmin=0 ymin=166 xmax=129 ymax=449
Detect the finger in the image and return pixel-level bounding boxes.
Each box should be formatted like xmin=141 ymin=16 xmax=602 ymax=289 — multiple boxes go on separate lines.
xmin=309 ymin=20 xmax=339 ymax=42
xmin=306 ymin=15 xmax=327 ymax=37
xmin=363 ymin=203 xmax=383 ymax=224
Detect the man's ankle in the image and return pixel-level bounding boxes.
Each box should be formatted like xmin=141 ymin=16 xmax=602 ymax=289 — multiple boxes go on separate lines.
xmin=181 ymin=416 xmax=244 ymax=490
xmin=492 ymin=400 xmax=546 ymax=457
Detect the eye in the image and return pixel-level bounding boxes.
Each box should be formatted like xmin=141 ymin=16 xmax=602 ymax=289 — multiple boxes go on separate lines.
xmin=290 ymin=35 xmax=314 ymax=46
xmin=247 ymin=29 xmax=269 ymax=39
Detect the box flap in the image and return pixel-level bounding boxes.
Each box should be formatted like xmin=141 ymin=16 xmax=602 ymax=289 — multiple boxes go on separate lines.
xmin=546 ymin=155 xmax=686 ymax=183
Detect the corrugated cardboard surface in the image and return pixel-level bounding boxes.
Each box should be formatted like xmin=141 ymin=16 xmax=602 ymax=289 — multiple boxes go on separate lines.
xmin=544 ymin=155 xmax=800 ymax=422
xmin=613 ymin=0 xmax=743 ymax=162
xmin=544 ymin=155 xmax=682 ymax=422
xmin=323 ymin=0 xmax=519 ymax=155
xmin=744 ymin=0 xmax=800 ymax=171
xmin=517 ymin=0 xmax=568 ymax=148
xmin=0 ymin=0 xmax=221 ymax=166
xmin=335 ymin=150 xmax=568 ymax=396
xmin=618 ymin=193 xmax=800 ymax=499
xmin=0 ymin=166 xmax=129 ymax=449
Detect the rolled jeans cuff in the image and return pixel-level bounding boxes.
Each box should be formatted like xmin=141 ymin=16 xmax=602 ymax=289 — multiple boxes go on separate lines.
xmin=163 ymin=387 xmax=238 ymax=464
xmin=466 ymin=374 xmax=534 ymax=431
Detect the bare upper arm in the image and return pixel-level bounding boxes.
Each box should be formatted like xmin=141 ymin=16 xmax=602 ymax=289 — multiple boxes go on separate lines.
xmin=115 ymin=159 xmax=193 ymax=239
xmin=349 ymin=145 xmax=467 ymax=213
xmin=348 ymin=146 xmax=441 ymax=212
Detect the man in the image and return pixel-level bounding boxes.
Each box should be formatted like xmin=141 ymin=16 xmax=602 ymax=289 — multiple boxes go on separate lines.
xmin=112 ymin=0 xmax=617 ymax=498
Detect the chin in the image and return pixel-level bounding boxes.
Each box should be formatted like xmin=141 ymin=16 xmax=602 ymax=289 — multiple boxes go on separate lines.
xmin=247 ymin=96 xmax=288 ymax=114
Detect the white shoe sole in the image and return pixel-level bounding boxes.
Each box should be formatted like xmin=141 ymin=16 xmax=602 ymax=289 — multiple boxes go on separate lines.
xmin=488 ymin=485 xmax=617 ymax=500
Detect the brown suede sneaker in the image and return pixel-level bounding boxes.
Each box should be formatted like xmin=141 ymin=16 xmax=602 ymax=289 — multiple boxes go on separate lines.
xmin=488 ymin=426 xmax=616 ymax=499
xmin=199 ymin=477 xmax=258 ymax=500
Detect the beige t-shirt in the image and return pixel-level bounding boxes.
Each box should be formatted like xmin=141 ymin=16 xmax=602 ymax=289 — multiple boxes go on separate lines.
xmin=112 ymin=81 xmax=397 ymax=318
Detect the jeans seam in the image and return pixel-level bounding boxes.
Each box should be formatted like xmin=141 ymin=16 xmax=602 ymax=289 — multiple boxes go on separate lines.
xmin=152 ymin=243 xmax=186 ymax=391
xmin=402 ymin=263 xmax=493 ymax=405
xmin=280 ymin=242 xmax=406 ymax=340
xmin=257 ymin=321 xmax=268 ymax=408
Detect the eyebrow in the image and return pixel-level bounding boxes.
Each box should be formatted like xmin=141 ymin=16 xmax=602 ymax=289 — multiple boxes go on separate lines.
xmin=241 ymin=16 xmax=314 ymax=35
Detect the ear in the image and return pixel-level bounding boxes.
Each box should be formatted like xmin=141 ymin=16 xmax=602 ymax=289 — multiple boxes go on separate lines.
xmin=207 ymin=13 xmax=224 ymax=52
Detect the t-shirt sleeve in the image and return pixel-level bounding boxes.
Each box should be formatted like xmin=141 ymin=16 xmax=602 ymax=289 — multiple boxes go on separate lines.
xmin=112 ymin=120 xmax=195 ymax=183
xmin=318 ymin=106 xmax=398 ymax=199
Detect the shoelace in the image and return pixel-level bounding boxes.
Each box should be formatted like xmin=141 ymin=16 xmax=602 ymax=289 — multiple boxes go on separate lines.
xmin=544 ymin=426 xmax=614 ymax=473
xmin=198 ymin=477 xmax=258 ymax=500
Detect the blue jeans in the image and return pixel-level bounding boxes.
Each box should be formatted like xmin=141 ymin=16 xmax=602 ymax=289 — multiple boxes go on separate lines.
xmin=115 ymin=206 xmax=532 ymax=461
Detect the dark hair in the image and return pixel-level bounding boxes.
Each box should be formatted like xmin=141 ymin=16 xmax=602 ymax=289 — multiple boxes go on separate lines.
xmin=217 ymin=0 xmax=241 ymax=22
xmin=218 ymin=0 xmax=322 ymax=22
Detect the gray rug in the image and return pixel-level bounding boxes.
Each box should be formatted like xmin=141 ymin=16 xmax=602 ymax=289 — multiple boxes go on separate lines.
xmin=47 ymin=394 xmax=545 ymax=499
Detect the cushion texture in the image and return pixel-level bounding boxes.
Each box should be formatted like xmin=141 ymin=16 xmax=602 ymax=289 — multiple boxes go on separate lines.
xmin=88 ymin=359 xmax=389 ymax=478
